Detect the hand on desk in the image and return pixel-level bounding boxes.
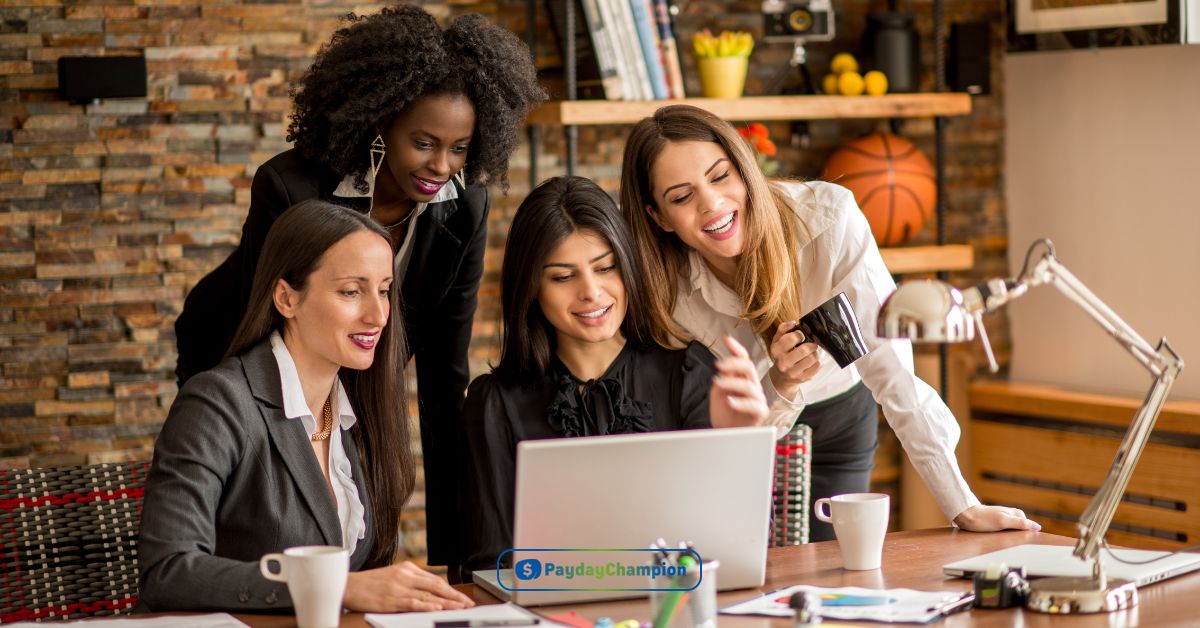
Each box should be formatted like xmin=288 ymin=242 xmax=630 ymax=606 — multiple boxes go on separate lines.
xmin=343 ymin=560 xmax=475 ymax=613
xmin=953 ymin=505 xmax=1042 ymax=532
xmin=710 ymin=336 xmax=769 ymax=428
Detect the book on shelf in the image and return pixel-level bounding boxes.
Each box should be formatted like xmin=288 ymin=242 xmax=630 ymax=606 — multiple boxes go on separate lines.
xmin=628 ymin=0 xmax=669 ymax=99
xmin=545 ymin=0 xmax=684 ymax=101
xmin=598 ymin=0 xmax=652 ymax=99
xmin=546 ymin=0 xmax=622 ymax=100
xmin=652 ymin=0 xmax=686 ymax=98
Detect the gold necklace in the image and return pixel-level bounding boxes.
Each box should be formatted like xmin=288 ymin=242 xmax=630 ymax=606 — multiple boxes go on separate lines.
xmin=370 ymin=201 xmax=416 ymax=230
xmin=311 ymin=393 xmax=334 ymax=441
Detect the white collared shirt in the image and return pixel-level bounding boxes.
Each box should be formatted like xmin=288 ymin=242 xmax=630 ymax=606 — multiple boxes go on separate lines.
xmin=672 ymin=180 xmax=981 ymax=522
xmin=333 ymin=171 xmax=459 ymax=277
xmin=270 ymin=331 xmax=366 ymax=554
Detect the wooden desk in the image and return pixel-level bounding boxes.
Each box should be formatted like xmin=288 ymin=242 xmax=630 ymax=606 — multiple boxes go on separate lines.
xmin=237 ymin=529 xmax=1199 ymax=626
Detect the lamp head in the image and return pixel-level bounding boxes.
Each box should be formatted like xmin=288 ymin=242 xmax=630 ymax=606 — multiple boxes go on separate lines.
xmin=877 ymin=279 xmax=975 ymax=343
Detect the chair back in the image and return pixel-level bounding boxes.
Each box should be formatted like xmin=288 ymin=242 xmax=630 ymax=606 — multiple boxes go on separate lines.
xmin=0 ymin=461 xmax=149 ymax=622
xmin=770 ymin=422 xmax=813 ymax=547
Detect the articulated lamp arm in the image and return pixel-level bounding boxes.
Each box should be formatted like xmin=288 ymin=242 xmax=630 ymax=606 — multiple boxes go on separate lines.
xmin=877 ymin=239 xmax=1185 ymax=592
xmin=965 ymin=241 xmax=1184 ymax=574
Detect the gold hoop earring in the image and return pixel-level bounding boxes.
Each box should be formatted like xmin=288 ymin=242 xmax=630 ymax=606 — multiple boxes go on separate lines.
xmin=453 ymin=168 xmax=466 ymax=188
xmin=369 ymin=134 xmax=386 ymax=179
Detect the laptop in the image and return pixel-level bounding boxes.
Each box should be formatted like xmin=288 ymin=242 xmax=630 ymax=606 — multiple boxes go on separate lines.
xmin=943 ymin=544 xmax=1200 ymax=586
xmin=472 ymin=427 xmax=776 ymax=606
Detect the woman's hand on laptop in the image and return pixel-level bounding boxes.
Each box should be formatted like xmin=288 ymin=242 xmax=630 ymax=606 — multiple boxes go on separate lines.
xmin=710 ymin=336 xmax=769 ymax=429
xmin=343 ymin=560 xmax=476 ymax=612
xmin=953 ymin=505 xmax=1043 ymax=532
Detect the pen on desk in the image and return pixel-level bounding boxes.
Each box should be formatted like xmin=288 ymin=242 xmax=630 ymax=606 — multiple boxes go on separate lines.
xmin=927 ymin=592 xmax=974 ymax=616
xmin=433 ymin=620 xmax=541 ymax=627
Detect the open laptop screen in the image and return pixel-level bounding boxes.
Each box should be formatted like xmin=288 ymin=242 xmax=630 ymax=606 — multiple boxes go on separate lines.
xmin=475 ymin=427 xmax=775 ymax=606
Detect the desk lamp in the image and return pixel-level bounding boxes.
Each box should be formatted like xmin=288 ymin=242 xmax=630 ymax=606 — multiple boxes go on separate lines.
xmin=876 ymin=239 xmax=1184 ymax=614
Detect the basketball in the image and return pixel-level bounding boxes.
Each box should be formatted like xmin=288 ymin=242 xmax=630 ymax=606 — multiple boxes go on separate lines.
xmin=821 ymin=133 xmax=936 ymax=247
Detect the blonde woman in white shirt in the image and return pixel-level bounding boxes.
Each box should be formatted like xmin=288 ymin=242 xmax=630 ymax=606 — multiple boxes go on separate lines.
xmin=619 ymin=104 xmax=1040 ymax=540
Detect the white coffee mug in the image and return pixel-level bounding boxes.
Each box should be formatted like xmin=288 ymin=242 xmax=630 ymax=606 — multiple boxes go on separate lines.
xmin=260 ymin=545 xmax=349 ymax=628
xmin=814 ymin=493 xmax=890 ymax=570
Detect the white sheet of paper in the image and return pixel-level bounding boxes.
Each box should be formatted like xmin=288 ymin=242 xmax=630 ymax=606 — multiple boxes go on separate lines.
xmin=721 ymin=584 xmax=972 ymax=623
xmin=3 ymin=614 xmax=248 ymax=628
xmin=366 ymin=601 xmax=562 ymax=628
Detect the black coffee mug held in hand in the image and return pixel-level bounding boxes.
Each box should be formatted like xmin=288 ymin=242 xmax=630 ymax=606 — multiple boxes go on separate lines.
xmin=791 ymin=292 xmax=870 ymax=369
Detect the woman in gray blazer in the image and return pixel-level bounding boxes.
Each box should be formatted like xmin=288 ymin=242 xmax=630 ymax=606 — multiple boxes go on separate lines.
xmin=138 ymin=200 xmax=473 ymax=613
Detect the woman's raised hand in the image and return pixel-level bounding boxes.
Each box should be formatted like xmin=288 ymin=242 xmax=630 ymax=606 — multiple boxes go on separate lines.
xmin=767 ymin=321 xmax=820 ymax=401
xmin=710 ymin=336 xmax=769 ymax=429
xmin=343 ymin=560 xmax=475 ymax=613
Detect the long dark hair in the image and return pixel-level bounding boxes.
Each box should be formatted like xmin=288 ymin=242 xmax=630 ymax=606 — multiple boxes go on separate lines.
xmin=287 ymin=4 xmax=546 ymax=193
xmin=226 ymin=199 xmax=413 ymax=568
xmin=619 ymin=105 xmax=806 ymax=346
xmin=496 ymin=176 xmax=654 ymax=384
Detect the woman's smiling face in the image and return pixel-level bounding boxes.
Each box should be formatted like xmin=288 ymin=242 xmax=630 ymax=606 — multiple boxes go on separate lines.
xmin=648 ymin=140 xmax=749 ymax=269
xmin=276 ymin=230 xmax=395 ymax=374
xmin=379 ymin=92 xmax=476 ymax=203
xmin=537 ymin=229 xmax=627 ymax=349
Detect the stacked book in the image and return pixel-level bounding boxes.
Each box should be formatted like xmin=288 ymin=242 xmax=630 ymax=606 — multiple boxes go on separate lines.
xmin=546 ymin=0 xmax=687 ymax=100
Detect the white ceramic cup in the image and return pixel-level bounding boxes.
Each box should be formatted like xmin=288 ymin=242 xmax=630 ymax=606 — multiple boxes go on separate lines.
xmin=259 ymin=545 xmax=349 ymax=628
xmin=814 ymin=493 xmax=890 ymax=570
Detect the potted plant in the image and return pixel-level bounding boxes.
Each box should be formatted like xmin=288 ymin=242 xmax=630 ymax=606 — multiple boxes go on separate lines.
xmin=738 ymin=122 xmax=782 ymax=177
xmin=693 ymin=30 xmax=754 ymax=99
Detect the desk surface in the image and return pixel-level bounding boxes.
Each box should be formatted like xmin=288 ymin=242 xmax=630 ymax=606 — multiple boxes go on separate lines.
xmin=237 ymin=529 xmax=1197 ymax=626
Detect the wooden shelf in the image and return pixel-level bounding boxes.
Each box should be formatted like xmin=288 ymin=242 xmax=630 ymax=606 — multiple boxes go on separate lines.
xmin=527 ymin=93 xmax=972 ymax=126
xmin=879 ymin=244 xmax=973 ymax=274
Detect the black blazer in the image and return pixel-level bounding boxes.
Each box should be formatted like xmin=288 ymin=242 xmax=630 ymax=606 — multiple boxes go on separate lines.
xmin=138 ymin=338 xmax=376 ymax=612
xmin=174 ymin=148 xmax=487 ymax=566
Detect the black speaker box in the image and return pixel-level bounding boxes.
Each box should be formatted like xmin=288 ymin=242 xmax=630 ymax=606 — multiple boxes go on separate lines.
xmin=947 ymin=22 xmax=990 ymax=95
xmin=57 ymin=56 xmax=147 ymax=104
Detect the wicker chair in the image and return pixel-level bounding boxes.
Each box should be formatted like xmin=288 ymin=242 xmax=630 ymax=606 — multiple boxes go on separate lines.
xmin=770 ymin=422 xmax=813 ymax=547
xmin=0 ymin=461 xmax=149 ymax=622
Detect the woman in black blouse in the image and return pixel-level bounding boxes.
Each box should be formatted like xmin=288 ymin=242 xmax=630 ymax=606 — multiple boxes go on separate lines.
xmin=459 ymin=176 xmax=769 ymax=577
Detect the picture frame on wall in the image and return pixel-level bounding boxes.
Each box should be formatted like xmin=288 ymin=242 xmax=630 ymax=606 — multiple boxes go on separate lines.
xmin=1007 ymin=0 xmax=1198 ymax=52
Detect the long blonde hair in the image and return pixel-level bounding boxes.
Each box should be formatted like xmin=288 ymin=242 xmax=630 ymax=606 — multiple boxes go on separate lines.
xmin=619 ymin=104 xmax=807 ymax=346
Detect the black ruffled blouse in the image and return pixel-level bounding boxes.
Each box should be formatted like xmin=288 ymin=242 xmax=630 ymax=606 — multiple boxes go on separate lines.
xmin=458 ymin=341 xmax=716 ymax=576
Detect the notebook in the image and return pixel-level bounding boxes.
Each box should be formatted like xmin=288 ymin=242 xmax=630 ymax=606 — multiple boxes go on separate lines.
xmin=473 ymin=427 xmax=776 ymax=606
xmin=943 ymin=543 xmax=1200 ymax=586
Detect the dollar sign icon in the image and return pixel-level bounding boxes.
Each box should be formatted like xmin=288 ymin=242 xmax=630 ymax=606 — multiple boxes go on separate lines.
xmin=515 ymin=558 xmax=542 ymax=580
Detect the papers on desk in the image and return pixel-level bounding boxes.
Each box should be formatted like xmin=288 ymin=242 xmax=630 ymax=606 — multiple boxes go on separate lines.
xmin=721 ymin=584 xmax=973 ymax=623
xmin=3 ymin=614 xmax=248 ymax=627
xmin=366 ymin=601 xmax=565 ymax=628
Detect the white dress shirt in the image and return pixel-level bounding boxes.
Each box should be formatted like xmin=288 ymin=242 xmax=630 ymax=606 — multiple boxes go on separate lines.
xmin=672 ymin=180 xmax=981 ymax=521
xmin=270 ymin=331 xmax=366 ymax=553
xmin=333 ymin=171 xmax=459 ymax=278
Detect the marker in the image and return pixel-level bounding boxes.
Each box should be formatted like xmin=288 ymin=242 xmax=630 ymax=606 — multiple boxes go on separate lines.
xmin=433 ymin=620 xmax=540 ymax=627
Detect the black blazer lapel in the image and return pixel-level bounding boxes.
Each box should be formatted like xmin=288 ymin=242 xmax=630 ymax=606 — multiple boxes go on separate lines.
xmin=241 ymin=340 xmax=342 ymax=548
xmin=402 ymin=201 xmax=465 ymax=357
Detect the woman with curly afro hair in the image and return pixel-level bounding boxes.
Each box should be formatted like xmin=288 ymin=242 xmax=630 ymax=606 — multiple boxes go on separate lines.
xmin=174 ymin=4 xmax=545 ymax=574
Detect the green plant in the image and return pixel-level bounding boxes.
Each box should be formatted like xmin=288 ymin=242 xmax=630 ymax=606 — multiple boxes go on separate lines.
xmin=692 ymin=30 xmax=754 ymax=59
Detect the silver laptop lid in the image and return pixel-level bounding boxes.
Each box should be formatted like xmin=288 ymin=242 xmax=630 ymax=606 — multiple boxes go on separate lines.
xmin=943 ymin=544 xmax=1200 ymax=587
xmin=503 ymin=427 xmax=774 ymax=604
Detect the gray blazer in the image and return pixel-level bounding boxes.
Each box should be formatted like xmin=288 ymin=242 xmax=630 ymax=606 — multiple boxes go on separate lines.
xmin=138 ymin=338 xmax=376 ymax=612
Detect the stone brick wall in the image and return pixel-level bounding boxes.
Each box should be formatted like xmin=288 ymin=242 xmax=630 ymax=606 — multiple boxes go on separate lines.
xmin=1 ymin=0 xmax=1008 ymax=559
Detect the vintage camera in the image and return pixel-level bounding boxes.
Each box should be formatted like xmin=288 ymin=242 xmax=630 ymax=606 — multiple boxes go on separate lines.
xmin=762 ymin=0 xmax=835 ymax=42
